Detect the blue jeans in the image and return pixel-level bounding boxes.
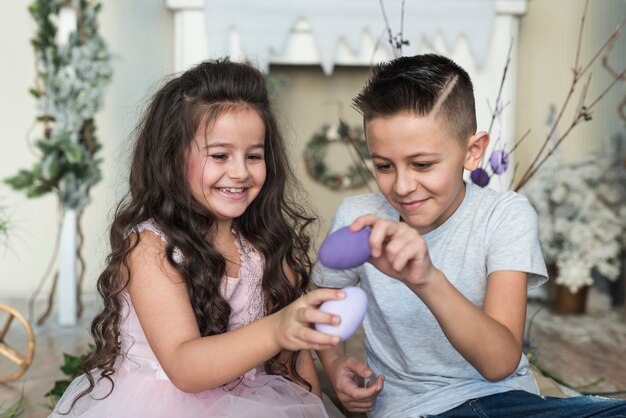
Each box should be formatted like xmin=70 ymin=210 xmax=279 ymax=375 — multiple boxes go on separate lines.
xmin=427 ymin=390 xmax=626 ymax=418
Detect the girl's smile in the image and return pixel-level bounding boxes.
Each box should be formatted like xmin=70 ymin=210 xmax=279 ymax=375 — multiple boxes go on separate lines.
xmin=186 ymin=106 xmax=266 ymax=229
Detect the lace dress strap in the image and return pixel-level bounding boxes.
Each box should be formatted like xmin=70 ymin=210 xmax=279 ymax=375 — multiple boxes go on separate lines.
xmin=134 ymin=219 xmax=184 ymax=264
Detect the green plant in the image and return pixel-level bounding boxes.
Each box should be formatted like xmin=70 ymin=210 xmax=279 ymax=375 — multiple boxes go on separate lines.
xmin=42 ymin=344 xmax=94 ymax=410
xmin=0 ymin=199 xmax=10 ymax=246
xmin=4 ymin=0 xmax=112 ymax=211
xmin=0 ymin=394 xmax=24 ymax=418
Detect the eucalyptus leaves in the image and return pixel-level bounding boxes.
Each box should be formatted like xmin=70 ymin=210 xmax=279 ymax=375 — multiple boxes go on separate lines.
xmin=4 ymin=0 xmax=113 ymax=211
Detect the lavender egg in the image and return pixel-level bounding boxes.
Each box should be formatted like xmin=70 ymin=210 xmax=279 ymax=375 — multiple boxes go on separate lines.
xmin=489 ymin=149 xmax=510 ymax=175
xmin=318 ymin=226 xmax=371 ymax=269
xmin=315 ymin=286 xmax=368 ymax=341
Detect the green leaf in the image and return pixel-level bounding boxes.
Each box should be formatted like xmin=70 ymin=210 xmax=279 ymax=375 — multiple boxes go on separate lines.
xmin=4 ymin=170 xmax=36 ymax=190
xmin=28 ymin=87 xmax=41 ymax=98
xmin=60 ymin=141 xmax=83 ymax=164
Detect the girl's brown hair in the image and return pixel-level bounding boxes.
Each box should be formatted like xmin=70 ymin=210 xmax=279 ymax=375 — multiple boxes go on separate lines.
xmin=69 ymin=59 xmax=316 ymax=409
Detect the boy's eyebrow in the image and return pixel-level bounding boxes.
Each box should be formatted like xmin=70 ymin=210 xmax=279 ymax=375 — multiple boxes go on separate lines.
xmin=370 ymin=151 xmax=439 ymax=159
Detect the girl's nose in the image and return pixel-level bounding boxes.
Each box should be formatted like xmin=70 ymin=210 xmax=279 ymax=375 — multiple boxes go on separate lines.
xmin=228 ymin=158 xmax=250 ymax=181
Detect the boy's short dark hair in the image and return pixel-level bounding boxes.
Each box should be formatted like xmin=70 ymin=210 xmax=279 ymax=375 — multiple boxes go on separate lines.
xmin=353 ymin=54 xmax=477 ymax=142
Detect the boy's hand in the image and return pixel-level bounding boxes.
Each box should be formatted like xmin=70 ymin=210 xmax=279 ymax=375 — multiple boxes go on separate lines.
xmin=330 ymin=356 xmax=384 ymax=413
xmin=350 ymin=215 xmax=439 ymax=288
xmin=274 ymin=288 xmax=344 ymax=351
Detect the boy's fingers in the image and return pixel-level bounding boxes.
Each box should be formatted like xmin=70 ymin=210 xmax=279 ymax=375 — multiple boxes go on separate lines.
xmin=344 ymin=382 xmax=382 ymax=400
xmin=349 ymin=214 xmax=379 ymax=231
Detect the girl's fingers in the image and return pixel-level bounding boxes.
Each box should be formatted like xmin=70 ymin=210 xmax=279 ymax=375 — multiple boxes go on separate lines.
xmin=298 ymin=327 xmax=340 ymax=347
xmin=303 ymin=288 xmax=345 ymax=306
xmin=297 ymin=305 xmax=339 ymax=326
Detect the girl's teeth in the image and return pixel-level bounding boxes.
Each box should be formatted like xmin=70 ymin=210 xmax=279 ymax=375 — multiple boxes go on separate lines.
xmin=222 ymin=188 xmax=244 ymax=194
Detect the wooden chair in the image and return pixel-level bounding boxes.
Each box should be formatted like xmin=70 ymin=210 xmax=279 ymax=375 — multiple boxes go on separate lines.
xmin=0 ymin=304 xmax=35 ymax=383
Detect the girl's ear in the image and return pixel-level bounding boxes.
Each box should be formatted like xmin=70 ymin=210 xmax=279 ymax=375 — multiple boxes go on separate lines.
xmin=464 ymin=131 xmax=490 ymax=171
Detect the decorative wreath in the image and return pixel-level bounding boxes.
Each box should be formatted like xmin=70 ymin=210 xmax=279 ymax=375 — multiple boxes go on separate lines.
xmin=303 ymin=120 xmax=373 ymax=191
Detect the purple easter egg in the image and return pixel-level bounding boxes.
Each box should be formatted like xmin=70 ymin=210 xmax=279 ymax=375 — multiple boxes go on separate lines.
xmin=489 ymin=149 xmax=510 ymax=175
xmin=318 ymin=226 xmax=371 ymax=269
xmin=315 ymin=286 xmax=368 ymax=341
xmin=470 ymin=168 xmax=490 ymax=187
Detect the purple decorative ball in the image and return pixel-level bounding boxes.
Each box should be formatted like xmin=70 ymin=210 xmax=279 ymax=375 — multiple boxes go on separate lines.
xmin=489 ymin=149 xmax=510 ymax=175
xmin=318 ymin=226 xmax=371 ymax=270
xmin=470 ymin=168 xmax=490 ymax=187
xmin=315 ymin=286 xmax=368 ymax=341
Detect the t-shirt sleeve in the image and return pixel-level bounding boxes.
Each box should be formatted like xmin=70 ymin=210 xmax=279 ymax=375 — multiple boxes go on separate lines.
xmin=484 ymin=192 xmax=548 ymax=289
xmin=311 ymin=199 xmax=361 ymax=289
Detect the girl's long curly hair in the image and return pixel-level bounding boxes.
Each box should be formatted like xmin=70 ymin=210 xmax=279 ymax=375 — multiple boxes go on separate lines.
xmin=70 ymin=59 xmax=316 ymax=408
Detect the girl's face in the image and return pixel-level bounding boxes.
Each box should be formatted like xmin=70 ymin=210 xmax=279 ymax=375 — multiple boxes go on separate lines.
xmin=366 ymin=111 xmax=470 ymax=235
xmin=185 ymin=106 xmax=267 ymax=230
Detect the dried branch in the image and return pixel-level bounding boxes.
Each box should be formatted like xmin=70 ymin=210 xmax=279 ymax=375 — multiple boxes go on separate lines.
xmin=514 ymin=4 xmax=625 ymax=191
xmin=601 ymin=41 xmax=626 ymax=123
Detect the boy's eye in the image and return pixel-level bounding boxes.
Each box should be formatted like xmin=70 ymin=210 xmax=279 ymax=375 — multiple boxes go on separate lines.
xmin=413 ymin=162 xmax=433 ymax=169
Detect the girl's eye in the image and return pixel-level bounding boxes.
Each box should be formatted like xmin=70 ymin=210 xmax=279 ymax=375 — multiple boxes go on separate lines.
xmin=210 ymin=153 xmax=228 ymax=161
xmin=374 ymin=163 xmax=393 ymax=172
xmin=246 ymin=153 xmax=264 ymax=161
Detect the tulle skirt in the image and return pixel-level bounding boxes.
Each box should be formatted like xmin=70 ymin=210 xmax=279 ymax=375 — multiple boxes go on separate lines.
xmin=49 ymin=365 xmax=329 ymax=418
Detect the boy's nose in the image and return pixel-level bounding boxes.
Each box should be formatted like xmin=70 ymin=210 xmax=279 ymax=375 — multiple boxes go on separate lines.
xmin=393 ymin=169 xmax=416 ymax=196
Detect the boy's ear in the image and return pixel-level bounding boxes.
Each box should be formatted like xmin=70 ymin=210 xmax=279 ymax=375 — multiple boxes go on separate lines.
xmin=464 ymin=131 xmax=490 ymax=171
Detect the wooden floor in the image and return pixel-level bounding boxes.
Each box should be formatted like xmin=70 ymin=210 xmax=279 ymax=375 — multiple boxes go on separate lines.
xmin=1 ymin=289 xmax=625 ymax=418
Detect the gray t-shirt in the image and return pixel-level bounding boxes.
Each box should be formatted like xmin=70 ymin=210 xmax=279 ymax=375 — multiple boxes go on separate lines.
xmin=312 ymin=182 xmax=548 ymax=418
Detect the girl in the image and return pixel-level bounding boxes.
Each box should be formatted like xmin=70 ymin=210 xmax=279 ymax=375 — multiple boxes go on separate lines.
xmin=51 ymin=60 xmax=343 ymax=417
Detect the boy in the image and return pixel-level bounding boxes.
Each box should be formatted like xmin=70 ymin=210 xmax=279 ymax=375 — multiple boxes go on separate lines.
xmin=313 ymin=54 xmax=626 ymax=417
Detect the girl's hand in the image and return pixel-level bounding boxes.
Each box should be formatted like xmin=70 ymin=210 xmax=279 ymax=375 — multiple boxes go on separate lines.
xmin=273 ymin=288 xmax=345 ymax=351
xmin=349 ymin=215 xmax=439 ymax=288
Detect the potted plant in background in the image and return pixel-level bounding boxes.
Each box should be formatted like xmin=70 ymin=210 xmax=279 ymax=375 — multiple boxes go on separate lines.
xmin=4 ymin=0 xmax=113 ymax=326
xmin=522 ymin=135 xmax=626 ymax=314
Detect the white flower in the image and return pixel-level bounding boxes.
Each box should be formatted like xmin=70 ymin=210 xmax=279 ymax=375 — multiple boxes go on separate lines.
xmin=326 ymin=124 xmax=340 ymax=141
xmin=521 ymin=137 xmax=626 ymax=294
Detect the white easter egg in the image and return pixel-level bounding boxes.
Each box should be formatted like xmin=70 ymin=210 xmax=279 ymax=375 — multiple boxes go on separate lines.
xmin=315 ymin=286 xmax=368 ymax=341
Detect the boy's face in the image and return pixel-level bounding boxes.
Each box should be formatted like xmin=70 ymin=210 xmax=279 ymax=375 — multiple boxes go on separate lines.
xmin=366 ymin=112 xmax=471 ymax=235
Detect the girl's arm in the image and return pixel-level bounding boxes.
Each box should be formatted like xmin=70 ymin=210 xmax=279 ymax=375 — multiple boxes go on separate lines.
xmin=279 ymin=349 xmax=321 ymax=397
xmin=127 ymin=232 xmax=342 ymax=393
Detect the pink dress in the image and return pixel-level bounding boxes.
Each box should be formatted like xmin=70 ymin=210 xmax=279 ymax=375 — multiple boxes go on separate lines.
xmin=50 ymin=220 xmax=328 ymax=418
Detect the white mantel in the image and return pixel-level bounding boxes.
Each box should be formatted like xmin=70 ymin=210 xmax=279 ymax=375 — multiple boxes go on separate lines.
xmin=164 ymin=0 xmax=528 ymax=191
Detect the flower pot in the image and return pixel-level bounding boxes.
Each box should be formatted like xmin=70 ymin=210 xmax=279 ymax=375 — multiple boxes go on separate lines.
xmin=551 ymin=284 xmax=588 ymax=314
xmin=546 ymin=264 xmax=588 ymax=314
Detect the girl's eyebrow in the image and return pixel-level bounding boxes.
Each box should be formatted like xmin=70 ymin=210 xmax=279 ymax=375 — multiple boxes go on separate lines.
xmin=205 ymin=142 xmax=265 ymax=150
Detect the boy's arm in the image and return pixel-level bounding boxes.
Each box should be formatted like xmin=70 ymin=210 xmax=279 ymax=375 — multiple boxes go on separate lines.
xmin=412 ymin=268 xmax=527 ymax=381
xmin=317 ymin=342 xmax=384 ymax=414
xmin=351 ymin=214 xmax=529 ymax=382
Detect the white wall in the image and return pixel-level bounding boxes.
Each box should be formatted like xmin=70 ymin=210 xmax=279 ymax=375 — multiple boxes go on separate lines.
xmin=516 ymin=0 xmax=626 ymax=170
xmin=0 ymin=0 xmax=174 ymax=296
xmin=1 ymin=0 xmax=624 ymax=299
